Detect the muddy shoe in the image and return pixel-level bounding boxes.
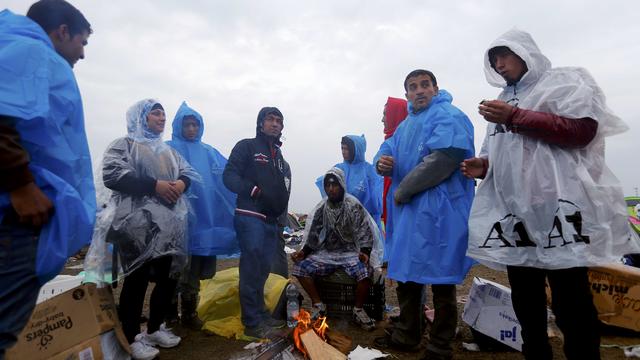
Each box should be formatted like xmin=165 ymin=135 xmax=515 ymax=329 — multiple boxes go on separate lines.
xmin=241 ymin=324 xmax=274 ymax=342
xmin=263 ymin=317 xmax=286 ymax=329
xmin=352 ymin=307 xmax=376 ymax=331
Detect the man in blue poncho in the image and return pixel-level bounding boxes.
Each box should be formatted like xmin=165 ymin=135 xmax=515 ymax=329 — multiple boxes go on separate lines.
xmin=166 ymin=101 xmax=237 ymax=329
xmin=315 ymin=135 xmax=383 ymax=229
xmin=373 ymin=70 xmax=474 ymax=360
xmin=0 ymin=0 xmax=95 ymax=356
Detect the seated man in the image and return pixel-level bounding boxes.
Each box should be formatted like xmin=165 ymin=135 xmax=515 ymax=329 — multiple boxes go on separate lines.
xmin=291 ymin=167 xmax=377 ymax=331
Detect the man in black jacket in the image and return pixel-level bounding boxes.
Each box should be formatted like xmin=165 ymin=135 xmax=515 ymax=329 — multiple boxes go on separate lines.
xmin=223 ymin=107 xmax=291 ymax=341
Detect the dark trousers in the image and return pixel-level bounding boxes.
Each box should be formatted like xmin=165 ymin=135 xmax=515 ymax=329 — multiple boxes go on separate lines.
xmin=119 ymin=256 xmax=177 ymax=343
xmin=270 ymin=227 xmax=289 ymax=278
xmin=0 ymin=217 xmax=40 ymax=359
xmin=507 ymin=266 xmax=600 ymax=360
xmin=392 ymin=281 xmax=457 ymax=357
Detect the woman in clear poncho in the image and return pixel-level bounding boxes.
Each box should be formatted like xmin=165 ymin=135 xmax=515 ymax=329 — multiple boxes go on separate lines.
xmin=101 ymin=99 xmax=198 ymax=356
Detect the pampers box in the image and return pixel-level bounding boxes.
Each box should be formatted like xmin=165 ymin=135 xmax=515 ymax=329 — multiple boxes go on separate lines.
xmin=6 ymin=283 xmax=129 ymax=360
xmin=462 ymin=277 xmax=523 ymax=351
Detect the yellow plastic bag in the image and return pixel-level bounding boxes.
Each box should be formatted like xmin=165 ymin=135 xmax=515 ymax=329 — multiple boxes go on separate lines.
xmin=197 ymin=267 xmax=289 ymax=339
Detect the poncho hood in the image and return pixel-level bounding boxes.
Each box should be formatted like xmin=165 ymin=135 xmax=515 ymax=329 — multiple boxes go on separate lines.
xmin=171 ymin=101 xmax=204 ymax=142
xmin=484 ymin=29 xmax=551 ymax=89
xmin=343 ymin=134 xmax=367 ymax=164
xmin=383 ymin=97 xmax=408 ymax=139
xmin=0 ymin=9 xmax=52 ymax=49
xmin=126 ymin=98 xmax=164 ymax=142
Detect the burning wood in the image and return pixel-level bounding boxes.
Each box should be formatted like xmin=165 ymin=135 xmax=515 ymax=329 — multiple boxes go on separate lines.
xmin=292 ymin=309 xmax=348 ymax=359
xmin=299 ymin=330 xmax=346 ymax=360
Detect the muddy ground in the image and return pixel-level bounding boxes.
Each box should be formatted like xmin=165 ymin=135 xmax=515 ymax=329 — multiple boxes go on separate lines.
xmin=64 ymin=256 xmax=640 ymax=359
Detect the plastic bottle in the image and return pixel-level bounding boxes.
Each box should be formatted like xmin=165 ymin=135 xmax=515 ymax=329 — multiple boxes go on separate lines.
xmin=286 ymin=283 xmax=300 ymax=327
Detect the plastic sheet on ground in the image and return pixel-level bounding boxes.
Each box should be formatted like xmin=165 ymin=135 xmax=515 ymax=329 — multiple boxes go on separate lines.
xmin=347 ymin=345 xmax=389 ymax=359
xmin=197 ymin=267 xmax=289 ymax=340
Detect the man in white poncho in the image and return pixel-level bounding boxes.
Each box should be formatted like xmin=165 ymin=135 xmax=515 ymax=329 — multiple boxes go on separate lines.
xmin=461 ymin=29 xmax=639 ymax=360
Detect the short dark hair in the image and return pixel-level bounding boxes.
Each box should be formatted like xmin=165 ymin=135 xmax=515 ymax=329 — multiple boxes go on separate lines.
xmin=27 ymin=0 xmax=92 ymax=36
xmin=404 ymin=69 xmax=437 ymax=91
xmin=488 ymin=46 xmax=514 ymax=69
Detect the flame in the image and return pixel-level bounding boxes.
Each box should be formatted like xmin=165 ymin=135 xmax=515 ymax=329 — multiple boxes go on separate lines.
xmin=292 ymin=308 xmax=330 ymax=357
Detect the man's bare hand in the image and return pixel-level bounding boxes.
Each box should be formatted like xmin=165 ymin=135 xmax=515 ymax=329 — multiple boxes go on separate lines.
xmin=291 ymin=250 xmax=306 ymax=263
xmin=10 ymin=182 xmax=54 ymax=228
xmin=155 ymin=180 xmax=180 ymax=204
xmin=376 ymin=155 xmax=394 ymax=176
xmin=478 ymin=100 xmax=514 ymax=124
xmin=460 ymin=157 xmax=486 ymax=179
xmin=358 ymin=252 xmax=369 ymax=264
xmin=170 ymin=180 xmax=186 ymax=196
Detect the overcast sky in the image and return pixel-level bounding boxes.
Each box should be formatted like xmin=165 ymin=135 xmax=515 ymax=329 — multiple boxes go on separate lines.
xmin=6 ymin=0 xmax=639 ymax=213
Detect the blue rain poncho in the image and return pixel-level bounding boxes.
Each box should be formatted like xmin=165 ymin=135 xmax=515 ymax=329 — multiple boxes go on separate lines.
xmin=315 ymin=135 xmax=383 ymax=226
xmin=167 ymin=102 xmax=238 ymax=256
xmin=0 ymin=10 xmax=96 ymax=284
xmin=374 ymin=90 xmax=475 ymax=284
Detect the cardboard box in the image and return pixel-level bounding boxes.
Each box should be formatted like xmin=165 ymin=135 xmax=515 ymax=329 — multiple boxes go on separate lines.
xmin=589 ymin=263 xmax=640 ymax=331
xmin=462 ymin=277 xmax=523 ymax=351
xmin=6 ymin=283 xmax=129 ymax=360
xmin=37 ymin=274 xmax=84 ymax=304
xmin=49 ymin=334 xmax=103 ymax=360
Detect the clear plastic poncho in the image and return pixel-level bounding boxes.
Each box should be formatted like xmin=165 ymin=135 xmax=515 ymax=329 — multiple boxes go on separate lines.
xmin=303 ymin=167 xmax=383 ymax=269
xmin=85 ymin=99 xmax=199 ymax=281
xmin=315 ymin=135 xmax=383 ymax=230
xmin=467 ymin=29 xmax=640 ymax=270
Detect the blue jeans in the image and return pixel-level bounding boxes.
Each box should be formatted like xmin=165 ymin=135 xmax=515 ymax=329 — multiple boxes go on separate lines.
xmin=234 ymin=215 xmax=278 ymax=328
xmin=0 ymin=219 xmax=40 ymax=359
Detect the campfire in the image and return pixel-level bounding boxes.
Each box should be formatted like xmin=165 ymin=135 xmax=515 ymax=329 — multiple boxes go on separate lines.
xmin=291 ymin=309 xmax=350 ymax=360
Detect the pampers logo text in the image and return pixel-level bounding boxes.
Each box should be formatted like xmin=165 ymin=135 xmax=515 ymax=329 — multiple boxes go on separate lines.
xmin=24 ymin=312 xmax=73 ymax=350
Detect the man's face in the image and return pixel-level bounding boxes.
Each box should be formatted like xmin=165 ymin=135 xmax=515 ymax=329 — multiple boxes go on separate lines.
xmin=55 ymin=27 xmax=90 ymax=68
xmin=182 ymin=117 xmax=200 ymax=141
xmin=405 ymin=74 xmax=438 ymax=112
xmin=491 ymin=48 xmax=528 ymax=85
xmin=324 ymin=178 xmax=344 ymax=203
xmin=146 ymin=108 xmax=166 ymax=134
xmin=341 ymin=144 xmax=351 ymax=162
xmin=381 ymin=104 xmax=388 ymax=131
xmin=261 ymin=113 xmax=283 ymax=138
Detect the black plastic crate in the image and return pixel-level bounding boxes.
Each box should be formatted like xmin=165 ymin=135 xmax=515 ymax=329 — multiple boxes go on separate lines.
xmin=315 ymin=270 xmax=385 ymax=321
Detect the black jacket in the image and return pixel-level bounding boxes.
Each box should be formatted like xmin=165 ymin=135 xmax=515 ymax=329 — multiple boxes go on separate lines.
xmin=223 ymin=132 xmax=291 ymax=221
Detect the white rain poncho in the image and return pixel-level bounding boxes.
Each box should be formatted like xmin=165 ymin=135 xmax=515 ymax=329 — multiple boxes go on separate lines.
xmin=301 ymin=167 xmax=384 ymax=269
xmin=467 ymin=29 xmax=640 ymax=270
xmin=86 ymin=99 xmax=199 ymax=280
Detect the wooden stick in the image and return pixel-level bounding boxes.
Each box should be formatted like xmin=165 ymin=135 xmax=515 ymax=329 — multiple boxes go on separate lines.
xmin=299 ymin=329 xmax=347 ymax=360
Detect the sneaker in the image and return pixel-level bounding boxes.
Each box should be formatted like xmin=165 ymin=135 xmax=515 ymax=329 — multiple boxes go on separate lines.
xmin=263 ymin=317 xmax=286 ymax=329
xmin=353 ymin=307 xmax=376 ymax=331
xmin=241 ymin=324 xmax=274 ymax=342
xmin=139 ymin=324 xmax=181 ymax=348
xmin=311 ymin=303 xmax=327 ymax=319
xmin=130 ymin=340 xmax=159 ymax=360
